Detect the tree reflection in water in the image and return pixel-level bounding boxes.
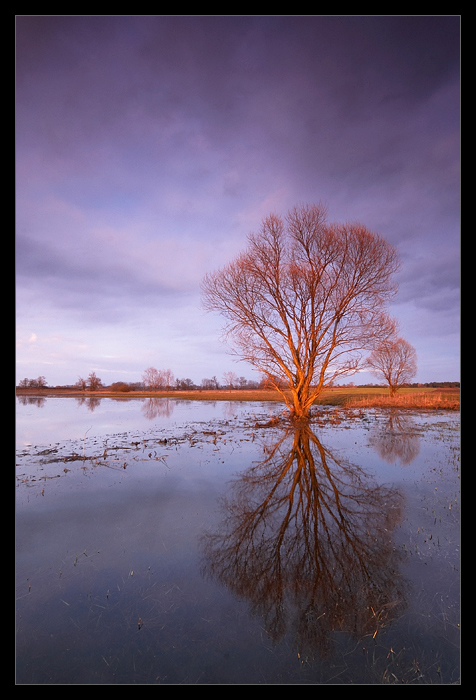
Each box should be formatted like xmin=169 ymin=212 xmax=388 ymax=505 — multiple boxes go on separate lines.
xmin=16 ymin=395 xmax=46 ymax=408
xmin=369 ymin=410 xmax=420 ymax=465
xmin=74 ymin=396 xmax=102 ymax=412
xmin=200 ymin=424 xmax=409 ymax=660
xmin=141 ymin=397 xmax=175 ymax=420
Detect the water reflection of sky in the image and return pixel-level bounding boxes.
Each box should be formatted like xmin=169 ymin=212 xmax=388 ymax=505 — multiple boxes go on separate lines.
xmin=16 ymin=398 xmax=460 ymax=684
xmin=15 ymin=396 xmax=278 ymax=449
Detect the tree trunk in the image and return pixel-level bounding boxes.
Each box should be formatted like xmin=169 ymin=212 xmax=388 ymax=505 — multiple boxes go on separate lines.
xmin=291 ymin=387 xmax=312 ymax=419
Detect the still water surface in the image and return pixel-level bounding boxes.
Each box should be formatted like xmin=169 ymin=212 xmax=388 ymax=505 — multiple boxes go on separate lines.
xmin=16 ymin=396 xmax=460 ymax=684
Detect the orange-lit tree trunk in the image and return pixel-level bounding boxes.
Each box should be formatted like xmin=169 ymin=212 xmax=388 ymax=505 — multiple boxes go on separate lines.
xmin=202 ymin=203 xmax=401 ymax=420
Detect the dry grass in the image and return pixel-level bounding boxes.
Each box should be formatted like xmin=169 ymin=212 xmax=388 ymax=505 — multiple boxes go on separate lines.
xmin=314 ymin=386 xmax=460 ymax=410
xmin=343 ymin=392 xmax=460 ymax=410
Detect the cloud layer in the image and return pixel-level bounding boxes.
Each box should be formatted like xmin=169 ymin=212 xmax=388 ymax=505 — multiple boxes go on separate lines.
xmin=16 ymin=16 xmax=460 ymax=385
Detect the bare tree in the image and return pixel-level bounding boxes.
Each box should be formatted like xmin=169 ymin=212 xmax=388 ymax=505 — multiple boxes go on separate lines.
xmin=202 ymin=203 xmax=400 ymax=418
xmin=162 ymin=368 xmax=174 ymax=391
xmin=87 ymin=371 xmax=103 ymax=391
xmin=223 ymin=371 xmax=238 ymax=390
xmin=142 ymin=367 xmax=174 ymax=391
xmin=366 ymin=337 xmax=417 ymax=396
xmin=76 ymin=376 xmax=87 ymax=391
xmin=142 ymin=367 xmax=162 ymax=391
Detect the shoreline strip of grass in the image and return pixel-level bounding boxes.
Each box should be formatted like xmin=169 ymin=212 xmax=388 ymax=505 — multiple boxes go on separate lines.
xmin=340 ymin=392 xmax=460 ymax=410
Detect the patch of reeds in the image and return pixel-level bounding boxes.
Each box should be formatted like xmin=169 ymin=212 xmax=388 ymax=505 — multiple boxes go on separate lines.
xmin=343 ymin=392 xmax=460 ymax=411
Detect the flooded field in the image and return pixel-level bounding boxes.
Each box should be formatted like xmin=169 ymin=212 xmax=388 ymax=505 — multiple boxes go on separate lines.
xmin=16 ymin=396 xmax=460 ymax=684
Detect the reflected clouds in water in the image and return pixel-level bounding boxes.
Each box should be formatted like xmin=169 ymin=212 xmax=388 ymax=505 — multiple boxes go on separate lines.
xmin=200 ymin=423 xmax=409 ymax=659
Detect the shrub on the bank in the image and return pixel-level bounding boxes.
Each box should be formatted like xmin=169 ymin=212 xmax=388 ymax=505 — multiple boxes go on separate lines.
xmin=110 ymin=382 xmax=132 ymax=392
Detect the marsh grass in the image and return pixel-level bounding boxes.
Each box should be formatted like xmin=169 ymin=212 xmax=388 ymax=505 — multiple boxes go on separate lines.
xmin=341 ymin=390 xmax=460 ymax=411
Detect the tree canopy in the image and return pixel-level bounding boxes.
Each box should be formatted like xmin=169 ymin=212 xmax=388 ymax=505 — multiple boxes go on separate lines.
xmin=201 ymin=203 xmax=401 ymax=418
xmin=366 ymin=337 xmax=417 ymax=395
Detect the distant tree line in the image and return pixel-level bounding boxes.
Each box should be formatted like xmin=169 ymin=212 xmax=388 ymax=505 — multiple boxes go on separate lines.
xmin=17 ymin=376 xmax=47 ymax=388
xmin=403 ymin=382 xmax=460 ymax=388
xmin=336 ymin=381 xmax=460 ymax=389
xmin=16 ymin=369 xmax=264 ymax=392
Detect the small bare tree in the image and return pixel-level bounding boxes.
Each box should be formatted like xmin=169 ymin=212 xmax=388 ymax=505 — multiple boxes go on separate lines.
xmin=202 ymin=203 xmax=400 ymax=419
xmin=87 ymin=371 xmax=103 ymax=391
xmin=76 ymin=376 xmax=87 ymax=391
xmin=162 ymin=368 xmax=175 ymax=391
xmin=366 ymin=337 xmax=417 ymax=396
xmin=142 ymin=367 xmax=162 ymax=391
xmin=223 ymin=371 xmax=238 ymax=390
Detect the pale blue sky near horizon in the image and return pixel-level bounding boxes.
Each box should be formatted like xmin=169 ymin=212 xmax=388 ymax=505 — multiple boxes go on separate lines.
xmin=16 ymin=16 xmax=460 ymax=387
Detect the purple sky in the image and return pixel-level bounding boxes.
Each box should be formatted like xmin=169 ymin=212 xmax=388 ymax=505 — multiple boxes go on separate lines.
xmin=16 ymin=16 xmax=460 ymax=387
